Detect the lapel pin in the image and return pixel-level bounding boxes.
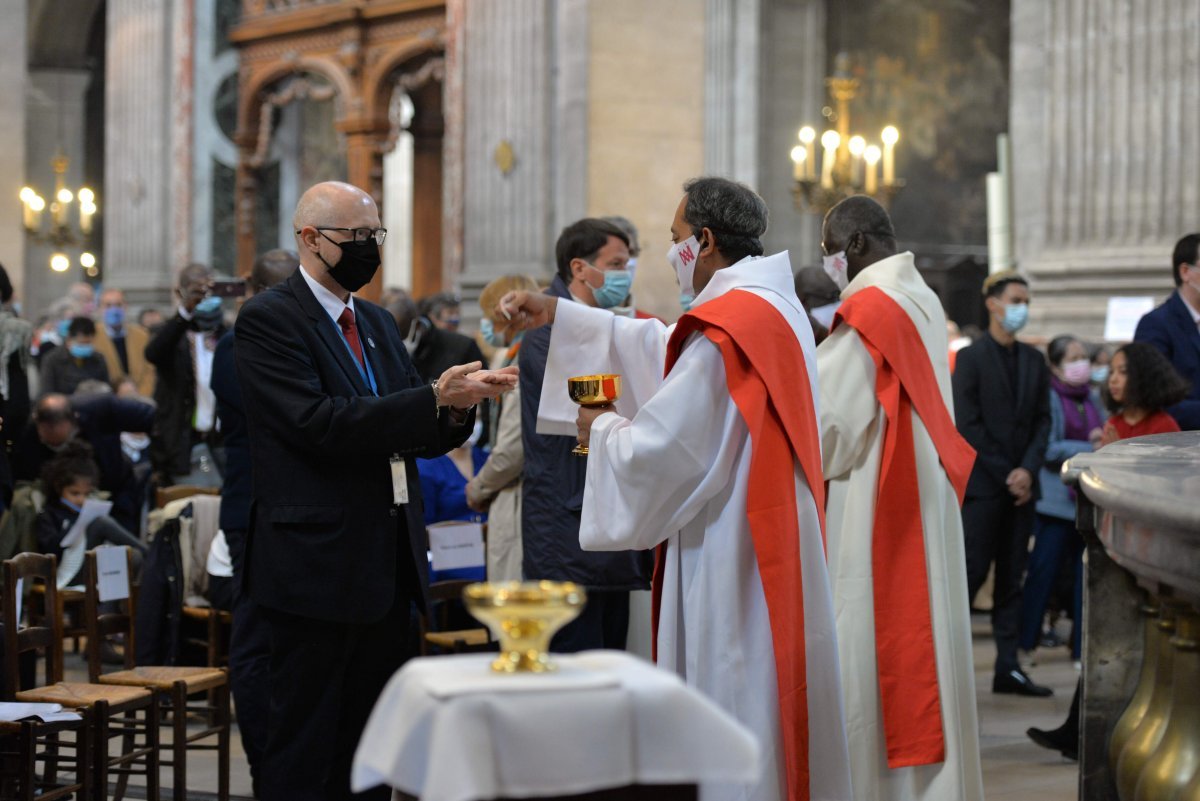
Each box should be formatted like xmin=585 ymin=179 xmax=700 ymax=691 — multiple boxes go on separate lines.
xmin=367 ymin=337 xmax=376 ymax=348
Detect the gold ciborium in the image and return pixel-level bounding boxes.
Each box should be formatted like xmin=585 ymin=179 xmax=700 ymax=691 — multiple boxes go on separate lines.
xmin=463 ymin=581 xmax=587 ymax=673
xmin=567 ymin=374 xmax=621 ymax=455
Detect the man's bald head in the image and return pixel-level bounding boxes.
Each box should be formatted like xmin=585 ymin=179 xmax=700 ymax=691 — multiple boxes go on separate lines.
xmin=291 ymin=182 xmax=382 ymax=299
xmin=822 ymin=196 xmax=898 ymax=281
xmin=34 ymin=393 xmax=76 ymax=447
xmin=292 ymin=181 xmax=377 ymax=231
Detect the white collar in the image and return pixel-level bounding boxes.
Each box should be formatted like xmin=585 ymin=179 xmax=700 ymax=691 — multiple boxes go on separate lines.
xmin=299 ymin=264 xmax=354 ymax=325
xmin=689 ymin=251 xmax=800 ymax=315
xmin=1180 ymin=289 xmax=1200 ymax=325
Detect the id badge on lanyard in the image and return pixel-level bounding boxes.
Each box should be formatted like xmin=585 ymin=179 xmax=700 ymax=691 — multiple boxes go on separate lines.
xmin=390 ymin=455 xmax=409 ymax=505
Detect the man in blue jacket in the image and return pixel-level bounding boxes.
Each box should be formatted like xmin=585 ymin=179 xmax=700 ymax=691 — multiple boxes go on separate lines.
xmin=520 ymin=218 xmax=652 ymax=652
xmin=1134 ymin=233 xmax=1200 ymax=429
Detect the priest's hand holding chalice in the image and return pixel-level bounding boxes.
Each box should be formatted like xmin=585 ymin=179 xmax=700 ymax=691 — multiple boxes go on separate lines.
xmin=493 ymin=289 xmax=622 ymax=453
xmin=568 ymin=374 xmax=621 ymax=455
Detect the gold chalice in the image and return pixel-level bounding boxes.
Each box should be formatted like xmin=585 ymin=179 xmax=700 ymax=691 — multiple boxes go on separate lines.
xmin=567 ymin=373 xmax=622 ymax=455
xmin=463 ymin=581 xmax=587 ymax=673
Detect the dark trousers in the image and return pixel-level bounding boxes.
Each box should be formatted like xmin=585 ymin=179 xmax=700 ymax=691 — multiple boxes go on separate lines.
xmin=1018 ymin=514 xmax=1084 ymax=658
xmin=260 ymin=593 xmax=418 ymax=801
xmin=550 ymin=589 xmax=630 ymax=653
xmin=963 ymin=493 xmax=1035 ymax=675
xmin=223 ymin=529 xmax=269 ymax=792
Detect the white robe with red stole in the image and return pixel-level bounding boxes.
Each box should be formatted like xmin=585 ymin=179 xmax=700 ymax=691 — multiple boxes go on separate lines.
xmin=816 ymin=252 xmax=984 ymax=801
xmin=538 ymin=252 xmax=852 ymax=801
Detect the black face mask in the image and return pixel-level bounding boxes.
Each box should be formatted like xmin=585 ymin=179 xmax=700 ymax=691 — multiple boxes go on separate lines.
xmin=319 ymin=235 xmax=381 ymax=293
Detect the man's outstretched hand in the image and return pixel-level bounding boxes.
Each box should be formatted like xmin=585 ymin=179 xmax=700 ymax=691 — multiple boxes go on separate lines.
xmin=496 ymin=291 xmax=558 ymax=331
xmin=436 ymin=362 xmax=518 ymax=409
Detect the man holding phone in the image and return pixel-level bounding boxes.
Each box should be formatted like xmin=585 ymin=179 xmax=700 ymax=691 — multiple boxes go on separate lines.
xmin=144 ymin=262 xmax=228 ymax=484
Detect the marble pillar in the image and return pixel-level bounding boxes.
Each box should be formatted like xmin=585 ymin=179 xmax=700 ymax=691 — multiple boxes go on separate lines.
xmin=705 ymin=0 xmax=760 ymax=185
xmin=757 ymin=0 xmax=824 ymax=272
xmin=24 ymin=70 xmax=93 ymax=318
xmin=105 ymin=0 xmax=191 ymax=306
xmin=456 ymin=0 xmax=558 ymax=312
xmin=1011 ymin=0 xmax=1200 ymax=338
xmin=587 ymin=0 xmax=704 ymax=322
xmin=0 ymin=4 xmax=26 ymax=305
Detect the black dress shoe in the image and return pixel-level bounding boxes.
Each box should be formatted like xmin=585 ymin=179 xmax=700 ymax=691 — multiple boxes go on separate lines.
xmin=993 ymin=668 xmax=1054 ymax=697
xmin=1026 ymin=726 xmax=1079 ymax=760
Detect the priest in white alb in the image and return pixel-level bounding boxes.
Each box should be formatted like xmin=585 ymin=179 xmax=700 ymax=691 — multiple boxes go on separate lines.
xmin=499 ymin=177 xmax=852 ymax=801
xmin=815 ymin=196 xmax=984 ymax=801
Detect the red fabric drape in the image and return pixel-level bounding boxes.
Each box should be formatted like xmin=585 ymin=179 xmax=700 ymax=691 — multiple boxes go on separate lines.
xmin=832 ymin=286 xmax=975 ymax=768
xmin=652 ymin=290 xmax=824 ymax=801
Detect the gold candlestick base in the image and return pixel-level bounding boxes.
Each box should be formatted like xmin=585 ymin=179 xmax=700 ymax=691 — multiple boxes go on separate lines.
xmin=464 ymin=581 xmax=587 ymax=673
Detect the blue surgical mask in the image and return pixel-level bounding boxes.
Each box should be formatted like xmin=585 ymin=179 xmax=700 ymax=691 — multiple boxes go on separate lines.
xmin=56 ymin=319 xmax=71 ymax=339
xmin=60 ymin=498 xmax=83 ymax=513
xmin=679 ymin=293 xmax=695 ymax=312
xmin=1091 ymin=365 xmax=1109 ymax=384
xmin=480 ymin=317 xmax=517 ymax=349
xmin=103 ymin=306 xmax=125 ymax=329
xmin=1001 ymin=303 xmax=1028 ymax=334
xmin=68 ymin=343 xmax=95 ymax=359
xmin=195 ymin=296 xmax=222 ymax=315
xmin=585 ymin=265 xmax=632 ymax=309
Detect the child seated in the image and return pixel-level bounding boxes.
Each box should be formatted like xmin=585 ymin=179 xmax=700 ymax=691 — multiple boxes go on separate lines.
xmin=36 ymin=441 xmax=147 ymax=586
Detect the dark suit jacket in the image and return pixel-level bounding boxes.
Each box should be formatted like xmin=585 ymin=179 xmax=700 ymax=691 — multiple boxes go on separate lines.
xmin=210 ymin=331 xmax=250 ymax=537
xmin=144 ymin=312 xmax=228 ymax=479
xmin=952 ymin=332 xmax=1052 ymax=499
xmin=1133 ymin=291 xmax=1200 ymax=430
xmin=234 ymin=269 xmax=472 ymax=624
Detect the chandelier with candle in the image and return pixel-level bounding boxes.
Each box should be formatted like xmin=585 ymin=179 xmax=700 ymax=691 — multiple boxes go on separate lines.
xmin=790 ymin=54 xmax=902 ymax=215
xmin=19 ymin=153 xmax=99 ymax=277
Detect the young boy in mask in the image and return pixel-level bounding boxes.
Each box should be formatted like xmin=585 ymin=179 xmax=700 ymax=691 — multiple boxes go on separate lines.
xmin=39 ymin=316 xmax=111 ymax=395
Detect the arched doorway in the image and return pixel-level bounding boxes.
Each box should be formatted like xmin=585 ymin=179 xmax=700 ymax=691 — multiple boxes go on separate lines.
xmin=230 ymin=2 xmax=447 ymax=302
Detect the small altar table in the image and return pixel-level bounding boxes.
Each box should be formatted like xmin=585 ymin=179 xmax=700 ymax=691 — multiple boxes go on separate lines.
xmin=351 ymin=650 xmax=760 ymax=801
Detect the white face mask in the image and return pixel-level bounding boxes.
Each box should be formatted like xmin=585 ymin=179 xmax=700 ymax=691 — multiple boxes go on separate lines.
xmin=822 ymin=250 xmax=849 ymax=291
xmin=667 ymin=236 xmax=700 ymax=298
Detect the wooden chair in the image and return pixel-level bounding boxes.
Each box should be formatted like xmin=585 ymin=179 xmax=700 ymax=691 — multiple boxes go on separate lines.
xmin=154 ymin=485 xmax=219 ymax=510
xmin=420 ymin=579 xmax=494 ymax=655
xmin=2 ymin=552 xmax=159 ymax=801
xmin=83 ymin=548 xmax=230 ymax=801
xmin=180 ymin=606 xmax=232 ymax=669
xmin=0 ymin=707 xmax=92 ymax=800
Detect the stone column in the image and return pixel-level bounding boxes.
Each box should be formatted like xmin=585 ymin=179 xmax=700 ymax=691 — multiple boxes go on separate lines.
xmin=757 ymin=0 xmax=825 ymax=273
xmin=456 ymin=0 xmax=558 ymax=309
xmin=105 ymin=0 xmax=189 ymax=306
xmin=0 ymin=5 xmax=26 ymax=304
xmin=25 ymin=70 xmax=92 ymax=318
xmin=705 ymin=0 xmax=761 ymax=184
xmin=1011 ymin=0 xmax=1200 ymax=338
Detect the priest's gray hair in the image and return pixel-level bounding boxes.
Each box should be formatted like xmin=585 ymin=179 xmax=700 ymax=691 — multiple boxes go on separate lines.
xmin=682 ymin=177 xmax=768 ymax=263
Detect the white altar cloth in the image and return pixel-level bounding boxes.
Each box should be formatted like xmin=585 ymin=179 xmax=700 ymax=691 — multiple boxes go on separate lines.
xmin=351 ymin=650 xmax=760 ymax=801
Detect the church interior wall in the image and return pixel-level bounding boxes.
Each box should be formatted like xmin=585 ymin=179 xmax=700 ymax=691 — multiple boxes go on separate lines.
xmin=586 ymin=0 xmax=705 ymax=322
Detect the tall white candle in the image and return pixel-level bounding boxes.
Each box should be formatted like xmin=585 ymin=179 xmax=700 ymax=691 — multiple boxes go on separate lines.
xmin=881 ymin=126 xmax=899 ymax=186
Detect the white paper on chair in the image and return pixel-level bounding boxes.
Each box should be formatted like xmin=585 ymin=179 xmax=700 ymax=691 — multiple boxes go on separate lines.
xmin=0 ymin=702 xmax=81 ymax=723
xmin=428 ymin=521 xmax=485 ymax=571
xmin=96 ymin=545 xmax=130 ymax=602
xmin=60 ymin=498 xmax=113 ymax=549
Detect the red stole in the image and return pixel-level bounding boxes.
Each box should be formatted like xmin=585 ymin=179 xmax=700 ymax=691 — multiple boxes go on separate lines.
xmin=660 ymin=289 xmax=825 ymax=801
xmin=832 ymin=286 xmax=976 ymax=769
